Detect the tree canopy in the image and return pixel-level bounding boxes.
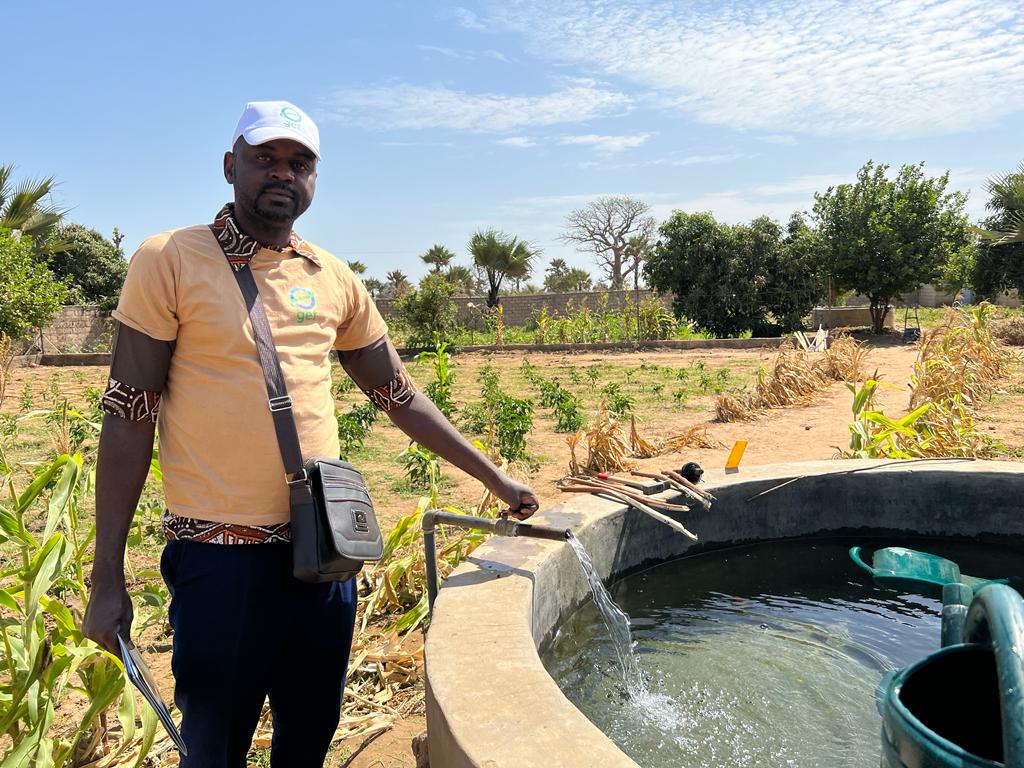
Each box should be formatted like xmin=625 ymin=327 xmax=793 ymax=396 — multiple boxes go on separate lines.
xmin=559 ymin=196 xmax=655 ymax=290
xmin=0 ymin=165 xmax=67 ymax=253
xmin=0 ymin=229 xmax=69 ymax=341
xmin=421 ymin=244 xmax=455 ymax=273
xmin=47 ymin=223 xmax=127 ymax=311
xmin=814 ymin=161 xmax=969 ymax=333
xmin=645 ymin=211 xmax=825 ymax=337
xmin=469 ymin=228 xmax=539 ymax=307
xmin=972 ymin=162 xmax=1024 ymax=297
xmin=543 ymin=258 xmax=592 ymax=293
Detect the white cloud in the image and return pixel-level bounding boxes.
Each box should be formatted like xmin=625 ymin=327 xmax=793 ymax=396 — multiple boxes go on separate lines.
xmin=490 ymin=0 xmax=1024 ymax=139
xmin=416 ymin=44 xmax=513 ymax=63
xmin=560 ymin=133 xmax=651 ymax=153
xmin=452 ymin=7 xmax=486 ymax=30
xmin=757 ymin=135 xmax=798 ymax=146
xmin=321 ymin=82 xmax=631 ymax=132
xmin=497 ymin=136 xmax=537 ymax=147
xmin=416 ymin=44 xmax=461 ymax=59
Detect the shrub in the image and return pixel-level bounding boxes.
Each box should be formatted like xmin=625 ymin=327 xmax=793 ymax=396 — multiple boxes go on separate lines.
xmin=0 ymin=229 xmax=69 ymax=341
xmin=395 ymin=273 xmax=458 ymax=348
xmin=337 ymin=401 xmax=378 ymax=459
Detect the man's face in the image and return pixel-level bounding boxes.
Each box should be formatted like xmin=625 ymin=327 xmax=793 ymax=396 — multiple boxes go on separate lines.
xmin=225 ymin=138 xmax=317 ymax=224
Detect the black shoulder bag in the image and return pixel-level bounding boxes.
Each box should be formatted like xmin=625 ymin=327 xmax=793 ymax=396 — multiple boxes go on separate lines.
xmin=215 ymin=235 xmax=384 ymax=582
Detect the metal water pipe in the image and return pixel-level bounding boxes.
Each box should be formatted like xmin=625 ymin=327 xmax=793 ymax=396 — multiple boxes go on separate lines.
xmin=422 ymin=510 xmax=571 ymax=612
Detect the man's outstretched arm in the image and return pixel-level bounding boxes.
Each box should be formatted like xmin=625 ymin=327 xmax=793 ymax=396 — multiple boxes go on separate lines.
xmin=339 ymin=336 xmax=539 ymax=519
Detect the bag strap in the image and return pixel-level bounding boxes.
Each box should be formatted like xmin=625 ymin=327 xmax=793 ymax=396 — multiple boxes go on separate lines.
xmin=209 ymin=226 xmax=305 ymax=481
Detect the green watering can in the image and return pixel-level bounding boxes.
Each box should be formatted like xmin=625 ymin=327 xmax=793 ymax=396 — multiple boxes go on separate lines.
xmin=879 ymin=583 xmax=1024 ymax=767
xmin=849 ymin=546 xmax=1006 ymax=598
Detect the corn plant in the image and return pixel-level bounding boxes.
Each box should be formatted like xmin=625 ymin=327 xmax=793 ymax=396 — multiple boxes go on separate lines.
xmin=416 ymin=334 xmax=456 ymax=418
xmin=360 ymin=493 xmax=498 ymax=635
xmin=0 ymin=447 xmax=158 ymax=767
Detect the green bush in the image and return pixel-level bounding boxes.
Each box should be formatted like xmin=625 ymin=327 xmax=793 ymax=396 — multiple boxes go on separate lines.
xmin=395 ymin=273 xmax=458 ymax=348
xmin=0 ymin=229 xmax=68 ymax=340
xmin=337 ymin=401 xmax=378 ymax=459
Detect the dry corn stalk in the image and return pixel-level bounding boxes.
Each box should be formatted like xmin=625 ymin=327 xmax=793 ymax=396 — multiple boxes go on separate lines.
xmin=660 ymin=425 xmax=722 ymax=451
xmin=714 ymin=392 xmax=758 ymax=422
xmin=715 ymin=334 xmax=868 ymax=423
xmin=629 ymin=415 xmax=659 ymax=458
xmin=567 ymin=406 xmax=635 ymax=474
xmin=824 ymin=334 xmax=868 ymax=382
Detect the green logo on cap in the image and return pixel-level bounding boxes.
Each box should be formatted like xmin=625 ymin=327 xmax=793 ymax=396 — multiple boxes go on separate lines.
xmin=280 ymin=107 xmax=302 ymax=123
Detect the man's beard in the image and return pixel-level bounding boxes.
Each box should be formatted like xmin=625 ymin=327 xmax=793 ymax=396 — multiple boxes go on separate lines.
xmin=240 ymin=183 xmax=304 ymax=224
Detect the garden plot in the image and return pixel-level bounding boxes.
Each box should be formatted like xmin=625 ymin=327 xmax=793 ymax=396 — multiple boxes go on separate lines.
xmin=3 ymin=337 xmax=1024 ymax=768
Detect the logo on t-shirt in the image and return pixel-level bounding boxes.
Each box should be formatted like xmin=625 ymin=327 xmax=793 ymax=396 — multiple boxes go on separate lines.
xmin=289 ymin=286 xmax=317 ymax=323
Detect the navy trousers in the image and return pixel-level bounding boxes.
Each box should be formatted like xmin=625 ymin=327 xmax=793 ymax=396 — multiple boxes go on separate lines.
xmin=161 ymin=540 xmax=357 ymax=768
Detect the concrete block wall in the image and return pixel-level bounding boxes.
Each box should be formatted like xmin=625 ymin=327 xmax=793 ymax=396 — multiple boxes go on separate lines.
xmin=14 ymin=306 xmax=114 ymax=354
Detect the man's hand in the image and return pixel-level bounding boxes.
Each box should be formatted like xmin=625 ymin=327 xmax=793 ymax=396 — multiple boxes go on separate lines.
xmin=490 ymin=475 xmax=540 ymax=520
xmin=83 ymin=577 xmax=134 ymax=657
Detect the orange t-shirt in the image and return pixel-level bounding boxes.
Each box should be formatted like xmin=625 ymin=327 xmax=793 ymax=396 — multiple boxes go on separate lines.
xmin=113 ymin=224 xmax=387 ymax=525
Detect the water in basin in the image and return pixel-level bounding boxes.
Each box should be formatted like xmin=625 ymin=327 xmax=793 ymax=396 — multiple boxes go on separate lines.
xmin=542 ymin=537 xmax=1024 ymax=768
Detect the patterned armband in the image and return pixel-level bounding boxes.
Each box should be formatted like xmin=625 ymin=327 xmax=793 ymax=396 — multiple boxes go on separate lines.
xmin=361 ymin=367 xmax=417 ymax=412
xmin=99 ymin=377 xmax=161 ymax=423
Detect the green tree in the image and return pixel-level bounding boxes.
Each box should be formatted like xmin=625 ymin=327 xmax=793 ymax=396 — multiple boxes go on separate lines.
xmin=646 ymin=212 xmax=761 ymax=337
xmin=760 ymin=213 xmax=828 ymax=332
xmin=347 ymin=260 xmax=367 ymax=275
xmin=363 ymin=277 xmax=385 ymax=298
xmin=421 ymin=244 xmax=455 ymax=273
xmin=543 ymin=258 xmax=593 ymax=292
xmin=0 ymin=229 xmax=69 ymax=340
xmin=445 ymin=265 xmax=477 ymax=295
xmin=814 ymin=161 xmax=969 ymax=334
xmin=0 ymin=165 xmax=67 ymax=252
xmin=48 ymin=224 xmax=128 ymax=311
xmin=395 ymin=272 xmax=458 ymax=346
xmin=469 ymin=228 xmax=540 ymax=307
xmin=384 ymin=269 xmax=412 ymax=298
xmin=645 ymin=212 xmax=824 ymax=337
xmin=972 ymin=162 xmax=1024 ymax=297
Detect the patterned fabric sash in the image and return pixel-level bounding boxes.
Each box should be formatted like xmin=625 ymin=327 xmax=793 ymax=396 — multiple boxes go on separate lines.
xmin=163 ymin=510 xmax=290 ymax=544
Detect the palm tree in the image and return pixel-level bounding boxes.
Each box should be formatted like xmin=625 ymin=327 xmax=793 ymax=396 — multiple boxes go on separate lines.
xmin=347 ymin=260 xmax=367 ymax=275
xmin=981 ymin=163 xmax=1024 ymax=245
xmin=0 ymin=165 xmax=67 ymax=251
xmin=469 ymin=228 xmax=540 ymax=307
xmin=421 ymin=244 xmax=455 ymax=273
xmin=384 ymin=269 xmax=411 ymax=298
xmin=445 ymin=265 xmax=477 ymax=295
xmin=363 ymin=277 xmax=385 ymax=298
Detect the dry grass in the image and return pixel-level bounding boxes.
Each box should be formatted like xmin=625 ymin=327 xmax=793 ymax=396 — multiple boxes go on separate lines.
xmin=991 ymin=316 xmax=1024 ymax=346
xmin=715 ymin=333 xmax=868 ymax=422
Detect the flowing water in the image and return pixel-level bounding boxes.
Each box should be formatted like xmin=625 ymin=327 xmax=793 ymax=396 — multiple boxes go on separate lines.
xmin=549 ymin=537 xmax=1024 ymax=768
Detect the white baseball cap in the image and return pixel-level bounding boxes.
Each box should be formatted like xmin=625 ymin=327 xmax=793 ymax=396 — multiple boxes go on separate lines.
xmin=232 ymin=101 xmax=321 ymax=159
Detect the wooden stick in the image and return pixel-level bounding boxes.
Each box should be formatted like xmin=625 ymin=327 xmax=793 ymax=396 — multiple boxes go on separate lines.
xmin=558 ymin=486 xmax=698 ymax=541
xmin=567 ymin=476 xmax=691 ymax=512
xmin=662 ymin=469 xmax=715 ymax=507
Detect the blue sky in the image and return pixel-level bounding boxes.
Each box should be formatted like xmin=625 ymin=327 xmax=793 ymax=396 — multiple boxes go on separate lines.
xmin=5 ymin=0 xmax=1023 ymax=285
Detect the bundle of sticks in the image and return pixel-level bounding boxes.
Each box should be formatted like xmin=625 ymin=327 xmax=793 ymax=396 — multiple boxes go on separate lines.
xmin=557 ymin=469 xmax=713 ymax=542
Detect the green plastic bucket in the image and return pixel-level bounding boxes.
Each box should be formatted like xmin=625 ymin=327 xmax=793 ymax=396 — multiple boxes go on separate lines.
xmin=879 ymin=584 xmax=1024 ymax=768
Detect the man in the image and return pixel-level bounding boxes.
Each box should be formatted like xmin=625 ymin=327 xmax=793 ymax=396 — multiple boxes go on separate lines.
xmin=83 ymin=100 xmax=538 ymax=767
